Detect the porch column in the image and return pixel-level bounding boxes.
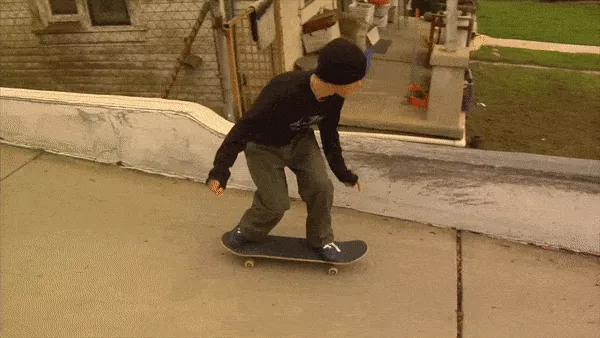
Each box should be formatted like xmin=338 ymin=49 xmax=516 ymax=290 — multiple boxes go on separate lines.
xmin=425 ymin=0 xmax=469 ymax=140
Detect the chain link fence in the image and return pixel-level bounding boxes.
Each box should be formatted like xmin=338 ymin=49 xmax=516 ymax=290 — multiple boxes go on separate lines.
xmin=225 ymin=0 xmax=284 ymax=117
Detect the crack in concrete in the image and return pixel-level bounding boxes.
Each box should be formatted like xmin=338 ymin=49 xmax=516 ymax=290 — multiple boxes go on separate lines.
xmin=114 ymin=110 xmax=133 ymax=128
xmin=106 ymin=114 xmax=124 ymax=162
xmin=77 ymin=108 xmax=107 ymax=123
xmin=456 ymin=229 xmax=464 ymax=338
xmin=94 ymin=146 xmax=120 ymax=162
xmin=0 ymin=151 xmax=43 ymax=182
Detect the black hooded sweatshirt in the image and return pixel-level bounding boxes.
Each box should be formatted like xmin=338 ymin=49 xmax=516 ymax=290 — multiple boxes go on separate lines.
xmin=207 ymin=70 xmax=358 ymax=188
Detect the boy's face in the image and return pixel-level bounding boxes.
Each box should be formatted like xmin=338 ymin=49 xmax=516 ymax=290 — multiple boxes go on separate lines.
xmin=333 ymin=80 xmax=363 ymax=98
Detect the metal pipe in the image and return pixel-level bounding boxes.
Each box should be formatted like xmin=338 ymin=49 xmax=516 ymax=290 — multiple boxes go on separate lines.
xmin=212 ymin=0 xmax=235 ymax=122
xmin=225 ymin=27 xmax=243 ymax=120
xmin=273 ymin=0 xmax=285 ymax=73
xmin=227 ymin=0 xmax=235 ymax=20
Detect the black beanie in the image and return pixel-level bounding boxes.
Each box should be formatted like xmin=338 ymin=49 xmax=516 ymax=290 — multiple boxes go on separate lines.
xmin=315 ymin=38 xmax=367 ymax=85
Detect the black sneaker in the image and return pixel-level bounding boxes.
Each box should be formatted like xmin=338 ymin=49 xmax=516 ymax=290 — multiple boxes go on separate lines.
xmin=227 ymin=227 xmax=252 ymax=248
xmin=315 ymin=242 xmax=343 ymax=262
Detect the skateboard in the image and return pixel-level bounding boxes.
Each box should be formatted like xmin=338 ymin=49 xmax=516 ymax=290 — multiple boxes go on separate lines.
xmin=221 ymin=233 xmax=367 ymax=275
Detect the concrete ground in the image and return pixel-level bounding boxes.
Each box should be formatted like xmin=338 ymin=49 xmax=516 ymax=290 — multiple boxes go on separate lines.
xmin=1 ymin=144 xmax=599 ymax=337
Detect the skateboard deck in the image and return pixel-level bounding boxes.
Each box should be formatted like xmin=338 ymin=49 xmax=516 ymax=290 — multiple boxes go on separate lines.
xmin=221 ymin=233 xmax=367 ymax=275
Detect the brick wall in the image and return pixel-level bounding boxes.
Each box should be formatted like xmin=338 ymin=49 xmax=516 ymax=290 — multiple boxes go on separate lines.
xmin=0 ymin=0 xmax=224 ymax=115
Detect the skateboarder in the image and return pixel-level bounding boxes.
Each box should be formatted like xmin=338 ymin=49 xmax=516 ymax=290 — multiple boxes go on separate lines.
xmin=206 ymin=38 xmax=366 ymax=262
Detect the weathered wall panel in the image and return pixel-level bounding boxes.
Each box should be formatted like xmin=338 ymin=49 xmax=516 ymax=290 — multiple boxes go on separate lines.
xmin=0 ymin=0 xmax=224 ymax=115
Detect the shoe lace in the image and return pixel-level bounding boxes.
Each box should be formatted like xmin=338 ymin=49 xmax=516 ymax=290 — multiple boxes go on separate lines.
xmin=323 ymin=242 xmax=341 ymax=252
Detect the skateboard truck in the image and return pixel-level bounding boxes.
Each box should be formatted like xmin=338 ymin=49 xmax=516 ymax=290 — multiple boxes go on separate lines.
xmin=242 ymin=257 xmax=339 ymax=275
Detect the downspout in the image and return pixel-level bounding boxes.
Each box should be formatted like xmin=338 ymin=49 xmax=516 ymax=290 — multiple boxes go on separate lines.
xmin=227 ymin=0 xmax=235 ymax=19
xmin=212 ymin=0 xmax=236 ymax=122
xmin=273 ymin=0 xmax=285 ymax=73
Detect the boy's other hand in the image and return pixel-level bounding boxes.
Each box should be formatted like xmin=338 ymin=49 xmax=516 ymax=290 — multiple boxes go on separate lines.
xmin=208 ymin=179 xmax=225 ymax=196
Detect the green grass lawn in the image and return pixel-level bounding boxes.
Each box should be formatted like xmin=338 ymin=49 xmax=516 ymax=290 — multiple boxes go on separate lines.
xmin=477 ymin=1 xmax=600 ymax=46
xmin=466 ymin=63 xmax=600 ymax=160
xmin=471 ymin=46 xmax=600 ymax=71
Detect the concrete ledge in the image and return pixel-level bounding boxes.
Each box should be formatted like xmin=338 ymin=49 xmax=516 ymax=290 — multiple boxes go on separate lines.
xmin=344 ymin=134 xmax=600 ymax=181
xmin=1 ymin=87 xmax=599 ymax=255
xmin=430 ymin=45 xmax=470 ymax=68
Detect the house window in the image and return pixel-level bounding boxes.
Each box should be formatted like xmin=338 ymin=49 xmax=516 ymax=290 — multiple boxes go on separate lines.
xmin=35 ymin=0 xmax=146 ymax=44
xmin=87 ymin=0 xmax=131 ymax=26
xmin=45 ymin=0 xmax=131 ymax=26
xmin=49 ymin=0 xmax=78 ymax=15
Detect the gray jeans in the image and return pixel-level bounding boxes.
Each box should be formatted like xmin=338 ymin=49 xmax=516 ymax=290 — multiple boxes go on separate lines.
xmin=237 ymin=130 xmax=334 ymax=248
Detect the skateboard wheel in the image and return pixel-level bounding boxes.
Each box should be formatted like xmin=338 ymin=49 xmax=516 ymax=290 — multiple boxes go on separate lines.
xmin=328 ymin=266 xmax=338 ymax=275
xmin=244 ymin=259 xmax=255 ymax=268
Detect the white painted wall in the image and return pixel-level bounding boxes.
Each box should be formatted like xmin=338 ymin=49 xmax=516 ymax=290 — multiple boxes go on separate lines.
xmin=281 ymin=0 xmax=303 ymax=71
xmin=2 ymin=87 xmax=599 ymax=255
xmin=281 ymin=0 xmax=338 ymax=71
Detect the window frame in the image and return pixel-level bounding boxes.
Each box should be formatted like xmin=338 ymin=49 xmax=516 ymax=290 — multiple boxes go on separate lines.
xmin=34 ymin=0 xmax=144 ymax=31
xmin=35 ymin=0 xmax=84 ymax=25
xmin=300 ymin=0 xmax=317 ymax=8
xmin=33 ymin=0 xmax=147 ymax=43
xmin=85 ymin=0 xmax=132 ymax=27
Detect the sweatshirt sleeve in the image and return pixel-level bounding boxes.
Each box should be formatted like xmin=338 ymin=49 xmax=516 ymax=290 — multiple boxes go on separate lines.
xmin=317 ymin=99 xmax=358 ymax=184
xmin=207 ymin=119 xmax=253 ymax=189
xmin=207 ymin=80 xmax=286 ymax=188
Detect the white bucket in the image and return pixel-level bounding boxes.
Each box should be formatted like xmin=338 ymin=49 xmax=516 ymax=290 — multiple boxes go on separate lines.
xmin=348 ymin=3 xmax=375 ymax=24
xmin=373 ymin=14 xmax=388 ymax=28
xmin=388 ymin=6 xmax=396 ymax=23
xmin=374 ymin=4 xmax=391 ymax=17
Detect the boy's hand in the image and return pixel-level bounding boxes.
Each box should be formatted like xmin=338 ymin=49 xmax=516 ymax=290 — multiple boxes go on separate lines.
xmin=344 ymin=181 xmax=361 ymax=192
xmin=207 ymin=179 xmax=225 ymax=196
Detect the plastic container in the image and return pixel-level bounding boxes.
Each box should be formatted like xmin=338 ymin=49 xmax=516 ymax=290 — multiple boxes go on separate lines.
xmin=302 ymin=22 xmax=341 ymax=53
xmin=365 ymin=46 xmax=374 ymax=72
xmin=348 ymin=2 xmax=375 ymax=24
xmin=373 ymin=15 xmax=388 ymax=27
xmin=374 ymin=3 xmax=391 ymax=17
xmin=388 ymin=6 xmax=397 ymax=23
